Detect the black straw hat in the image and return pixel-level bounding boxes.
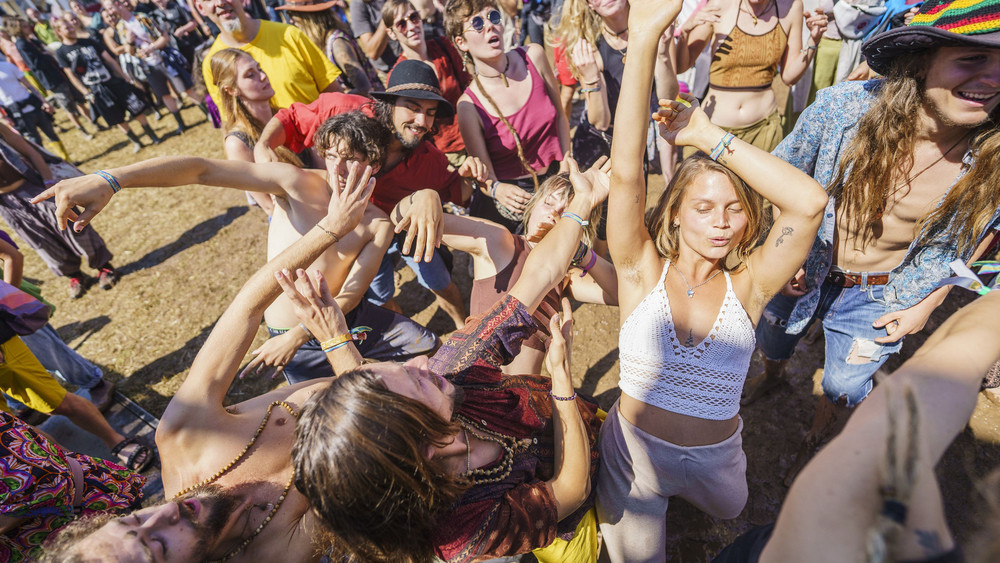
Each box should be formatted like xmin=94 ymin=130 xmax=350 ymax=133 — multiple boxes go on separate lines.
xmin=370 ymin=60 xmax=455 ymax=119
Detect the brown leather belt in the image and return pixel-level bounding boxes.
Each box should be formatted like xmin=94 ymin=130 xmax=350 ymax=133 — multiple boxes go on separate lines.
xmin=826 ymin=269 xmax=890 ymax=288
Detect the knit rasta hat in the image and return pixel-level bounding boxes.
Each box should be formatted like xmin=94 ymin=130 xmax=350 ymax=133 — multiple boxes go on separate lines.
xmin=862 ymin=0 xmax=1000 ymax=74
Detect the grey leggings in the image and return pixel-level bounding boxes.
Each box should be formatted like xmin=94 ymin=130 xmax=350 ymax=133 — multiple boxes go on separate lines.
xmin=595 ymin=401 xmax=748 ymax=563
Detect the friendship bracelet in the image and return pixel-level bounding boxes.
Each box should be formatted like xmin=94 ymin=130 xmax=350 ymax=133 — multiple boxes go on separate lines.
xmin=94 ymin=170 xmax=121 ymax=194
xmin=319 ymin=326 xmax=373 ymax=352
xmin=709 ymin=133 xmax=735 ymax=161
xmin=316 ymin=223 xmax=341 ymax=243
xmin=579 ymin=249 xmax=598 ymax=278
xmin=298 ymin=322 xmax=313 ymax=340
xmin=489 ymin=180 xmax=499 ymax=200
xmin=549 ymin=390 xmax=577 ymax=401
xmin=580 ymin=86 xmax=601 ymax=94
xmin=561 ymin=212 xmax=589 ymax=228
xmin=322 ymin=341 xmax=351 ymax=353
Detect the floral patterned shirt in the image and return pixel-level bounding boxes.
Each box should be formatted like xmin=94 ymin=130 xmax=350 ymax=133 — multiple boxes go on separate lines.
xmin=774 ymin=79 xmax=1000 ymax=334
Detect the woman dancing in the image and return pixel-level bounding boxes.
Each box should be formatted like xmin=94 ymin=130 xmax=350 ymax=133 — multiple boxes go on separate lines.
xmin=595 ymin=1 xmax=828 ymax=561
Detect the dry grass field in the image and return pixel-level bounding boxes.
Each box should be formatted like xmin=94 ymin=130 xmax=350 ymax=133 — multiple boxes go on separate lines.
xmin=13 ymin=104 xmax=1000 ymax=560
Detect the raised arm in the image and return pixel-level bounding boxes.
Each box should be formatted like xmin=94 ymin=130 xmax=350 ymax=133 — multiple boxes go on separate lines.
xmin=656 ymin=98 xmax=827 ymax=311
xmin=606 ymin=0 xmax=682 ymax=289
xmin=31 ymin=157 xmax=310 ymax=231
xmin=674 ymin=3 xmax=719 ymax=73
xmin=778 ymin=2 xmax=826 ymax=86
xmin=159 ymin=163 xmax=375 ymax=433
xmin=765 ymin=290 xmax=1000 ymax=562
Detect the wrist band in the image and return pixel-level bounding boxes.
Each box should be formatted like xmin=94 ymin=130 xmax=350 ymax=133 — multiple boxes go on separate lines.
xmin=489 ymin=180 xmax=499 ymax=199
xmin=580 ymin=86 xmax=601 ymax=94
xmin=316 ymin=223 xmax=341 ymax=243
xmin=570 ymin=241 xmax=589 ymax=267
xmin=94 ymin=170 xmax=121 ymax=194
xmin=579 ymin=249 xmax=598 ymax=277
xmin=709 ymin=132 xmax=735 ymax=161
xmin=561 ymin=212 xmax=589 ymax=228
xmin=320 ymin=326 xmax=372 ymax=353
xmin=298 ymin=322 xmax=313 ymax=340
xmin=549 ymin=390 xmax=577 ymax=401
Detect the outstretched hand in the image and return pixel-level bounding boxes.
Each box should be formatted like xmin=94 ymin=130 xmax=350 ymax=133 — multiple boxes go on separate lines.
xmin=565 ymin=156 xmax=611 ymax=212
xmin=274 ymin=268 xmax=349 ymax=342
xmin=395 ymin=189 xmax=444 ymax=263
xmin=239 ymin=328 xmax=305 ymax=380
xmin=321 ymin=161 xmax=376 ymax=240
xmin=653 ymin=94 xmax=715 ymax=148
xmin=30 ymin=173 xmax=114 ymax=232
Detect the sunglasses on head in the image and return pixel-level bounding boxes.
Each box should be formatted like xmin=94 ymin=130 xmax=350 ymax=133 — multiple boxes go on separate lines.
xmin=464 ymin=9 xmax=501 ymax=33
xmin=393 ymin=10 xmax=420 ymax=33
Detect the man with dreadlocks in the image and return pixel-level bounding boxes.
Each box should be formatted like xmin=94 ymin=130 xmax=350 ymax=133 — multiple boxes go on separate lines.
xmin=746 ymin=0 xmax=1000 ymax=481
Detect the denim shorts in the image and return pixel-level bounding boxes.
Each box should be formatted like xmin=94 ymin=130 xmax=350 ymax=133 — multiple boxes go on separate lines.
xmin=366 ymin=233 xmax=454 ymax=304
xmin=755 ymin=278 xmax=903 ymax=407
xmin=267 ymin=299 xmax=439 ymax=385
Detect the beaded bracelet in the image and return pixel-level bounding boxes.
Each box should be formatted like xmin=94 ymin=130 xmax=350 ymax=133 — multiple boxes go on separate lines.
xmin=319 ymin=326 xmax=372 ymax=353
xmin=561 ymin=212 xmax=589 ymax=228
xmin=549 ymin=390 xmax=577 ymax=401
xmin=709 ymin=133 xmax=735 ymax=161
xmin=579 ymin=249 xmax=598 ymax=278
xmin=94 ymin=170 xmax=122 ymax=194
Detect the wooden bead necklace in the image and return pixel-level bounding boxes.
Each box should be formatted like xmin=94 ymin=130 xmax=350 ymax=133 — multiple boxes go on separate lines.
xmin=172 ymin=401 xmax=299 ymax=562
xmin=458 ymin=415 xmax=532 ymax=485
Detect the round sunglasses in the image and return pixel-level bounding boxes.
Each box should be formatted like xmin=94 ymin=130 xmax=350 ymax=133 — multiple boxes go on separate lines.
xmin=393 ymin=10 xmax=421 ymax=33
xmin=464 ymin=9 xmax=502 ymax=33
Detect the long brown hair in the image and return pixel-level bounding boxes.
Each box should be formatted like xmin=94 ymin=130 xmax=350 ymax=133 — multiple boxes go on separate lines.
xmin=830 ymin=50 xmax=1000 ymax=257
xmin=210 ymin=49 xmax=302 ymax=167
xmin=293 ymin=367 xmax=468 ymax=562
xmin=645 ymin=155 xmax=764 ymax=269
xmin=445 ymin=0 xmax=539 ymax=189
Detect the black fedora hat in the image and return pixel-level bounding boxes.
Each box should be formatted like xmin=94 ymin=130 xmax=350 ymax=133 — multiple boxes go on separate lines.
xmin=862 ymin=0 xmax=1000 ymax=75
xmin=371 ymin=59 xmax=455 ymax=119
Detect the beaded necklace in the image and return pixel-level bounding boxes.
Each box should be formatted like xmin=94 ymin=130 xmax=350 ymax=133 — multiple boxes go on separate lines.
xmin=457 ymin=415 xmax=533 ymax=485
xmin=172 ymin=401 xmax=300 ymax=562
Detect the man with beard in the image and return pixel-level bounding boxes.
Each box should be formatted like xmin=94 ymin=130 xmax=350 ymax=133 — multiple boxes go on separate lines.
xmin=743 ymin=0 xmax=1000 ymax=483
xmin=196 ymin=0 xmax=341 ymax=115
xmin=35 ymin=158 xmax=378 ymax=563
xmin=255 ymin=60 xmax=488 ymax=329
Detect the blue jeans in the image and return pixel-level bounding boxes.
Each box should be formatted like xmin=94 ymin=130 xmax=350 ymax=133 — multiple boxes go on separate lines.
xmin=755 ymin=278 xmax=903 ymax=407
xmin=5 ymin=323 xmax=102 ymax=410
xmin=267 ymin=299 xmax=439 ymax=385
xmin=366 ymin=234 xmax=454 ymax=305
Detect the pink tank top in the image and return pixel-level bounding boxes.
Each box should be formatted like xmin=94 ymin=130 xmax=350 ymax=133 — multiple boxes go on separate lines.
xmin=466 ymin=49 xmax=563 ymax=181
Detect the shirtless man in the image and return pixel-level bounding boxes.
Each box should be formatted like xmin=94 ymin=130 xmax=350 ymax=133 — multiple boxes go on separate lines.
xmin=39 ymin=111 xmax=438 ymax=384
xmin=36 ymin=158 xmax=377 ymax=563
xmin=744 ymin=0 xmax=1000 ymax=480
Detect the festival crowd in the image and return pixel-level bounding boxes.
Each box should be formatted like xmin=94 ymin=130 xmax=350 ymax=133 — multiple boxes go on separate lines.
xmin=0 ymin=0 xmax=998 ymax=560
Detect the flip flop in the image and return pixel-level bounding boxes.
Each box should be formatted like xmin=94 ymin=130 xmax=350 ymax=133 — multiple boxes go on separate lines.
xmin=110 ymin=437 xmax=154 ymax=473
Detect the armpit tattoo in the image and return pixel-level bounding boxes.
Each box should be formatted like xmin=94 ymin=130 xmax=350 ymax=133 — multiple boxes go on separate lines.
xmin=775 ymin=227 xmax=794 ymax=247
xmin=915 ymin=530 xmax=944 ymax=556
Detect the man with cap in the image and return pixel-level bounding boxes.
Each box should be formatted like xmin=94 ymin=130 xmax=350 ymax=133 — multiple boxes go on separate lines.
xmin=256 ymin=59 xmax=489 ymax=329
xmin=195 ymin=0 xmax=341 ymax=115
xmin=744 ymin=0 xmax=1000 ymax=480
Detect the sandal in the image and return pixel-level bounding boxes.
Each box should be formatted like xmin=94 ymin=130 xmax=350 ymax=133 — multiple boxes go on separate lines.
xmin=111 ymin=437 xmax=154 ymax=473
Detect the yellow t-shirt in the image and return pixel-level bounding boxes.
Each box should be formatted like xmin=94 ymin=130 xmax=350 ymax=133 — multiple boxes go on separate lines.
xmin=203 ymin=20 xmax=341 ymax=117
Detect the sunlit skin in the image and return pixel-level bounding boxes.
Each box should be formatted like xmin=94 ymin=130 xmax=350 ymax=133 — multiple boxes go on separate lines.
xmin=921 ymin=46 xmax=1000 ymax=130
xmin=673 ymin=172 xmax=748 ymax=263
xmin=323 ymin=141 xmax=374 ymax=190
xmin=457 ymin=6 xmax=505 ymax=60
xmin=389 ymin=6 xmax=424 ymax=52
xmin=391 ymin=97 xmax=438 ymax=150
xmin=376 ymin=356 xmax=457 ymax=423
xmin=230 ymin=57 xmax=274 ymax=103
xmin=524 ymin=188 xmax=570 ymax=240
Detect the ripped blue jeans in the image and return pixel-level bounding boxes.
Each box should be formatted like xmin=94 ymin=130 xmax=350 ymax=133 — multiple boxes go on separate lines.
xmin=755 ymin=277 xmax=903 ymax=407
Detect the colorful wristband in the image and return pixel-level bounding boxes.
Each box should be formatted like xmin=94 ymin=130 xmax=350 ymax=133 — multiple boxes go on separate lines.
xmin=580 ymin=86 xmax=601 ymax=94
xmin=549 ymin=390 xmax=577 ymax=401
xmin=579 ymin=249 xmax=598 ymax=277
xmin=320 ymin=326 xmax=372 ymax=353
xmin=561 ymin=212 xmax=589 ymax=228
xmin=94 ymin=170 xmax=121 ymax=194
xmin=709 ymin=133 xmax=735 ymax=161
xmin=489 ymin=180 xmax=499 ymax=200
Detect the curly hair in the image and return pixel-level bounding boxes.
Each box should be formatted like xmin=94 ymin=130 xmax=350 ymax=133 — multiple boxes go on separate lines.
xmin=293 ymin=366 xmax=468 ymax=562
xmin=644 ymin=155 xmax=764 ymax=269
xmin=312 ymin=110 xmax=392 ymax=167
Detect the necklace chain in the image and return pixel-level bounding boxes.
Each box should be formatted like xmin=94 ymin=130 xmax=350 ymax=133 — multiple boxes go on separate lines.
xmin=172 ymin=400 xmax=299 ymax=562
xmin=457 ymin=416 xmax=532 ymax=485
xmin=672 ymin=263 xmax=723 ymax=298
xmin=476 ymin=53 xmax=510 ymax=87
xmin=743 ymin=0 xmax=775 ymax=25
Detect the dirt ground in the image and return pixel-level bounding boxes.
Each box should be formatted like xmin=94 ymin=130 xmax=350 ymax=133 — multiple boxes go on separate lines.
xmin=12 ymin=105 xmax=1000 ymax=561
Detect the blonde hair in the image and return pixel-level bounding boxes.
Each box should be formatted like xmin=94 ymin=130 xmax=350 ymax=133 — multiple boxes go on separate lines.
xmin=521 ymin=173 xmax=599 ymax=244
xmin=210 ymin=49 xmax=302 ymax=167
xmin=644 ymin=156 xmax=763 ymax=270
xmin=550 ymin=0 xmax=602 ymax=79
xmin=287 ymin=8 xmax=351 ymax=50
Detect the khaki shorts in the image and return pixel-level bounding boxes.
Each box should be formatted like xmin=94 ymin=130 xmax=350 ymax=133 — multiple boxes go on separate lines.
xmin=0 ymin=335 xmax=67 ymax=414
xmin=682 ymin=109 xmax=784 ymax=159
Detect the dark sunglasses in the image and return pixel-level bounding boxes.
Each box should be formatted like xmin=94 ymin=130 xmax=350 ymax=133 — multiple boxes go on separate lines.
xmin=393 ymin=10 xmax=420 ymax=33
xmin=464 ymin=9 xmax=501 ymax=33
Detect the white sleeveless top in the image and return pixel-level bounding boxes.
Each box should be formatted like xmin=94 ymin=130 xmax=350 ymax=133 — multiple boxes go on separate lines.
xmin=618 ymin=260 xmax=755 ymax=420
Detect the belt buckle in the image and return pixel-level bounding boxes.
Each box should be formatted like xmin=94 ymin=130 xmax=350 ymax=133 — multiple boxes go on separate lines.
xmin=828 ymin=270 xmax=846 ymax=287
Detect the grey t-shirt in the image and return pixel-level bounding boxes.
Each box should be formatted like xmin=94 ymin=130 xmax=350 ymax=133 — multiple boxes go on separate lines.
xmin=350 ymin=0 xmax=399 ymax=72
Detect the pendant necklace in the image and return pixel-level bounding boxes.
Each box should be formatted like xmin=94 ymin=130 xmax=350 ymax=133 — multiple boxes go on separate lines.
xmin=477 ymin=53 xmax=510 ymax=87
xmin=672 ymin=263 xmax=722 ymax=298
xmin=604 ymin=26 xmax=627 ymax=64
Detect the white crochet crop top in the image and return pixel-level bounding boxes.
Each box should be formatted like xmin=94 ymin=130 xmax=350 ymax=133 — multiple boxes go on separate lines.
xmin=618 ymin=261 xmax=755 ymax=420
